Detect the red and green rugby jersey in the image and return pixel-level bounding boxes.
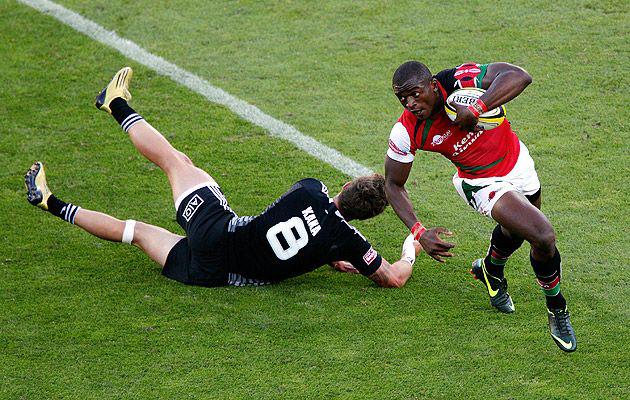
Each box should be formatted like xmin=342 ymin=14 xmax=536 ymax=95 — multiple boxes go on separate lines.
xmin=387 ymin=63 xmax=521 ymax=179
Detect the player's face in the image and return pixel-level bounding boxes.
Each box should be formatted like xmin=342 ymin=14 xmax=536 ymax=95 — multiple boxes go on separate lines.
xmin=393 ymin=78 xmax=438 ymax=121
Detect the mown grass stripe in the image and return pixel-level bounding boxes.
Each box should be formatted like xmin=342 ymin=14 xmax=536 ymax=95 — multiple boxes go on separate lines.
xmin=16 ymin=0 xmax=374 ymax=178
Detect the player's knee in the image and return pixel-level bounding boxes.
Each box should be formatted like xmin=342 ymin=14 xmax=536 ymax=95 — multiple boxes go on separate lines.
xmin=531 ymin=225 xmax=556 ymax=255
xmin=176 ymin=150 xmax=194 ymax=166
xmin=130 ymin=221 xmax=149 ymax=247
xmin=162 ymin=150 xmax=194 ymax=173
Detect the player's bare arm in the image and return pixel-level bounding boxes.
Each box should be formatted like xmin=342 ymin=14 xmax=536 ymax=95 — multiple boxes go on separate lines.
xmin=368 ymin=235 xmax=421 ymax=288
xmin=384 ymin=156 xmax=455 ymax=263
xmin=480 ymin=62 xmax=532 ymax=107
xmin=384 ymin=156 xmax=416 ymax=228
xmin=369 ymin=259 xmax=411 ymax=288
xmin=454 ymin=62 xmax=532 ymax=131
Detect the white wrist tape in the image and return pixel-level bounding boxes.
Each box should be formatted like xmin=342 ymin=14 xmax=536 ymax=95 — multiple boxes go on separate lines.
xmin=122 ymin=219 xmax=136 ymax=244
xmin=401 ymin=234 xmax=416 ymax=266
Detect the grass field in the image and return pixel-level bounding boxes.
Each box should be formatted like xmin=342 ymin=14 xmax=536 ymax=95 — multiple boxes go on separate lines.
xmin=1 ymin=0 xmax=628 ymax=398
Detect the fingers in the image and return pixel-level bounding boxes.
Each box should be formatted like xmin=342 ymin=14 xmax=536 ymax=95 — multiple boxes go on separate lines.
xmin=433 ymin=227 xmax=456 ymax=248
xmin=431 ymin=250 xmax=455 ymax=262
xmin=426 ymin=237 xmax=455 ymax=262
xmin=438 ymin=241 xmax=456 ymax=250
xmin=429 ymin=253 xmax=446 ymax=263
xmin=434 ymin=226 xmax=453 ymax=235
xmin=432 ymin=237 xmax=455 ymax=250
xmin=419 ymin=228 xmax=457 ymax=262
xmin=452 ymin=103 xmax=466 ymax=111
xmin=454 ymin=116 xmax=476 ymax=130
xmin=452 ymin=105 xmax=478 ymax=132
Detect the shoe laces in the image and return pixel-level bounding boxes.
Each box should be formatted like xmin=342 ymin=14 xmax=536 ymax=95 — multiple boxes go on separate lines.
xmin=552 ymin=309 xmax=570 ymax=333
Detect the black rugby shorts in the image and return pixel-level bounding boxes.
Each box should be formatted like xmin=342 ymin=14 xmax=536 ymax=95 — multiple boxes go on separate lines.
xmin=162 ymin=183 xmax=235 ymax=287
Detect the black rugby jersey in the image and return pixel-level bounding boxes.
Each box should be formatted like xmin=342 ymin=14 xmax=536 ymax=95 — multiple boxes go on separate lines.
xmin=224 ymin=178 xmax=382 ymax=281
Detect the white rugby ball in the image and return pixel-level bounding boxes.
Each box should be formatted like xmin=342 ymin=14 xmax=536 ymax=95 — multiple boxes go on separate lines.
xmin=445 ymin=88 xmax=506 ymax=130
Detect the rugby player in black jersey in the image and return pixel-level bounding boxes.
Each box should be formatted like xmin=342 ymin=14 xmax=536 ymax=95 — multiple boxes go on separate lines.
xmin=25 ymin=67 xmax=420 ymax=288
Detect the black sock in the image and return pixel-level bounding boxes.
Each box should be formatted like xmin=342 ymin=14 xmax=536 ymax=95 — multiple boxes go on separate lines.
xmin=47 ymin=195 xmax=81 ymax=224
xmin=110 ymin=98 xmax=144 ymax=132
xmin=484 ymin=225 xmax=524 ymax=279
xmin=531 ymin=248 xmax=567 ymax=310
xmin=546 ymin=292 xmax=566 ymax=310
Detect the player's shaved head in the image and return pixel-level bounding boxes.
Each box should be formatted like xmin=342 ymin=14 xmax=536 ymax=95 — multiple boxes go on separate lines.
xmin=392 ymin=61 xmax=432 ymax=90
xmin=337 ymin=174 xmax=388 ymax=221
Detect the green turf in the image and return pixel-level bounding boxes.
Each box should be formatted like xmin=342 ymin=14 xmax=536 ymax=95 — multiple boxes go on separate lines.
xmin=1 ymin=0 xmax=629 ymax=399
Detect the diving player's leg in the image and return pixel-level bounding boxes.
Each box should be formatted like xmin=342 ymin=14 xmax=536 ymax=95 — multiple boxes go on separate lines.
xmin=125 ymin=120 xmax=216 ymax=203
xmin=25 ymin=161 xmax=183 ymax=268
xmin=127 ymin=221 xmax=184 ymax=267
xmin=73 ymin=210 xmax=183 ymax=267
xmin=95 ymin=67 xmax=217 ymax=204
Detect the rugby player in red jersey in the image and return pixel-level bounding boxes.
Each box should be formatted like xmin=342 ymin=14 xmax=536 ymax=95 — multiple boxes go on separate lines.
xmin=385 ymin=61 xmax=577 ymax=352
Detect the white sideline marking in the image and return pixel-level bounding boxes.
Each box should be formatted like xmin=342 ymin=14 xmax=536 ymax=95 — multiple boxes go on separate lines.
xmin=18 ymin=0 xmax=374 ymax=178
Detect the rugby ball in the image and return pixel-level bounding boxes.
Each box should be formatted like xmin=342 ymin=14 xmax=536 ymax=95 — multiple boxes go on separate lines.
xmin=445 ymin=88 xmax=506 ymax=130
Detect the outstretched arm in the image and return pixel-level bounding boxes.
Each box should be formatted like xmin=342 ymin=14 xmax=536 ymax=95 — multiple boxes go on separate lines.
xmin=368 ymin=235 xmax=420 ymax=288
xmin=384 ymin=156 xmax=417 ymax=229
xmin=385 ymin=157 xmax=455 ymax=262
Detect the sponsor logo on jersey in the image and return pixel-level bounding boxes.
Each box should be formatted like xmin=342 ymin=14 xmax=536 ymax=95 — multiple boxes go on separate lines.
xmin=431 ymin=130 xmax=452 ymax=146
xmin=388 ymin=139 xmax=407 ymax=156
xmin=454 ymin=63 xmax=481 ymax=88
xmin=183 ymin=194 xmax=204 ymax=222
xmin=363 ymin=247 xmax=377 ymax=265
xmin=488 ymin=190 xmax=497 ymax=201
xmin=454 ymin=65 xmax=481 ymax=78
xmin=452 ymin=130 xmax=485 ymax=156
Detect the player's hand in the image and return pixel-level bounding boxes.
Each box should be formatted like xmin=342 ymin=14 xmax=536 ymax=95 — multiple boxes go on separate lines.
xmin=329 ymin=260 xmax=360 ymax=274
xmin=418 ymin=227 xmax=455 ymax=263
xmin=453 ymin=103 xmax=481 ymax=132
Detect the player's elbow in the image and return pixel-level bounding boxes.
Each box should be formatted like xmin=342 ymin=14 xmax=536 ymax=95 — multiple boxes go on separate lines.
xmin=514 ymin=68 xmax=532 ymax=88
xmin=380 ymin=279 xmax=403 ymax=288
xmin=384 ymin=178 xmax=404 ymax=198
xmin=390 ymin=278 xmax=407 ymax=288
xmin=383 ymin=274 xmax=409 ymax=289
